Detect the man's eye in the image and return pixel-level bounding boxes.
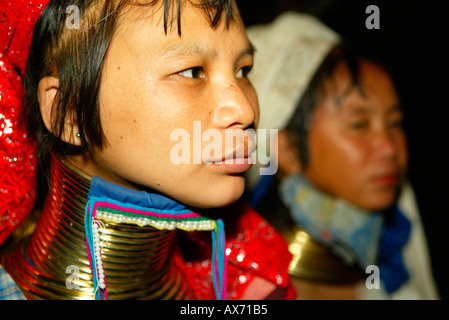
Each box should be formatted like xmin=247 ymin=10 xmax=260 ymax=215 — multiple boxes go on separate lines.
xmin=178 ymin=67 xmax=203 ymax=79
xmin=236 ymin=66 xmax=253 ymax=79
xmin=388 ymin=118 xmax=403 ymax=128
xmin=349 ymin=121 xmax=368 ymax=130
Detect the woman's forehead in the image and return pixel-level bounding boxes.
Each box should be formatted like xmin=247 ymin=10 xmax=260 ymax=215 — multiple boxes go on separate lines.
xmin=115 ymin=0 xmax=237 ymax=37
xmin=110 ymin=1 xmax=244 ymax=62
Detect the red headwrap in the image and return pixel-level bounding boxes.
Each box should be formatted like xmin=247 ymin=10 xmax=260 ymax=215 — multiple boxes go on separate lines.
xmin=0 ymin=0 xmax=50 ymax=245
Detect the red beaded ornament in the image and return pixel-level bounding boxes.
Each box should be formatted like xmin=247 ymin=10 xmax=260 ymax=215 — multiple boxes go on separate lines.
xmin=0 ymin=0 xmax=50 ymax=245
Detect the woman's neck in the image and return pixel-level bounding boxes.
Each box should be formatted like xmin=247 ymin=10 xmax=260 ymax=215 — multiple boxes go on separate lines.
xmin=1 ymin=154 xmax=192 ymax=299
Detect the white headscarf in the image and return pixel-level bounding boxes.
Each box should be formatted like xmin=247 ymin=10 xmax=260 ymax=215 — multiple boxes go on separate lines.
xmin=248 ymin=12 xmax=340 ymax=132
xmin=246 ymin=12 xmax=340 ymax=190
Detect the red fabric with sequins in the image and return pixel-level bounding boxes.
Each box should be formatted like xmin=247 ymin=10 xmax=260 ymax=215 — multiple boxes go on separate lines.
xmin=0 ymin=0 xmax=50 ymax=245
xmin=174 ymin=201 xmax=296 ymax=300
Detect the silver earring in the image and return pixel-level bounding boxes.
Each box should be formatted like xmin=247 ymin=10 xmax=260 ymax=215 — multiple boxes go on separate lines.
xmin=76 ymin=133 xmax=81 ymax=138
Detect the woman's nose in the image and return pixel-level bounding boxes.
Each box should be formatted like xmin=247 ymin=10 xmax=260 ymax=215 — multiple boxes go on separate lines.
xmin=211 ymin=80 xmax=258 ymax=130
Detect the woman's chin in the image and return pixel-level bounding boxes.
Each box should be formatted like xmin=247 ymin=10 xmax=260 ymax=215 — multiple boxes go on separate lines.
xmin=194 ymin=192 xmax=244 ymax=209
xmin=180 ymin=183 xmax=245 ymax=210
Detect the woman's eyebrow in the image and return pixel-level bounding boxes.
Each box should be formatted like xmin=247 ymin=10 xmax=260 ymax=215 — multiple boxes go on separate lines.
xmin=160 ymin=42 xmax=218 ymax=60
xmin=160 ymin=42 xmax=255 ymax=61
xmin=237 ymin=43 xmax=256 ymax=62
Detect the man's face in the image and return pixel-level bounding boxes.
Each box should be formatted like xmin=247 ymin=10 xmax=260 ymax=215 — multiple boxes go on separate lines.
xmin=303 ymin=60 xmax=408 ymax=211
xmin=75 ymin=2 xmax=258 ymax=208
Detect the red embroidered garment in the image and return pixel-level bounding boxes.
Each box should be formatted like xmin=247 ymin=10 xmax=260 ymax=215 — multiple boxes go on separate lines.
xmin=0 ymin=0 xmax=50 ymax=245
xmin=174 ymin=201 xmax=296 ymax=300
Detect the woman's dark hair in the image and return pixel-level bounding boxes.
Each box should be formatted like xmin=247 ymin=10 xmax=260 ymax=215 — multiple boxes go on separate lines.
xmin=24 ymin=0 xmax=236 ymax=207
xmin=285 ymin=42 xmax=397 ymax=168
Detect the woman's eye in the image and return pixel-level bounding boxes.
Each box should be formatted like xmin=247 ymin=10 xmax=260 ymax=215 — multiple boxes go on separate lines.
xmin=177 ymin=67 xmax=203 ymax=79
xmin=236 ymin=66 xmax=253 ymax=79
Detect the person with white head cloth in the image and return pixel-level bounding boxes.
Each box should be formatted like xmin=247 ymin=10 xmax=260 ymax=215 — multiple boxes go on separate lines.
xmin=246 ymin=11 xmax=439 ymax=300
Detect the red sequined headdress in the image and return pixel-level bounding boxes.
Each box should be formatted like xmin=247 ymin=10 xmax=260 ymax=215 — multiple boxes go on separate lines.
xmin=0 ymin=0 xmax=50 ymax=245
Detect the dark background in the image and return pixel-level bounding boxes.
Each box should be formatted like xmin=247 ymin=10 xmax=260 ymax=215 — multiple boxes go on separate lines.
xmin=239 ymin=0 xmax=449 ymax=299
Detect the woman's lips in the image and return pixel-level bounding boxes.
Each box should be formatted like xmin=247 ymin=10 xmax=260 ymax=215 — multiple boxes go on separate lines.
xmin=205 ymin=142 xmax=256 ymax=174
xmin=207 ymin=157 xmax=254 ymax=174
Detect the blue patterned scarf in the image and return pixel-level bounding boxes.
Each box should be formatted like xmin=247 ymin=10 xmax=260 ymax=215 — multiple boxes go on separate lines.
xmin=269 ymin=174 xmax=411 ymax=294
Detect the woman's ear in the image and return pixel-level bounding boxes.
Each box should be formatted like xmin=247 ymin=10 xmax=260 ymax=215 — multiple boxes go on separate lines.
xmin=38 ymin=76 xmax=82 ymax=146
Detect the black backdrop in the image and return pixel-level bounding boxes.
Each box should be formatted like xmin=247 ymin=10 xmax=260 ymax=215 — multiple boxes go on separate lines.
xmin=239 ymin=0 xmax=449 ymax=299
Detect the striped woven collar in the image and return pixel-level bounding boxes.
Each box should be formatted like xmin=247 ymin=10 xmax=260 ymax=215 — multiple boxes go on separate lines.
xmin=84 ymin=176 xmax=226 ymax=300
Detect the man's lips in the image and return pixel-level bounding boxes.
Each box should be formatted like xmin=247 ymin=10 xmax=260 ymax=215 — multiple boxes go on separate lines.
xmin=370 ymin=173 xmax=400 ymax=187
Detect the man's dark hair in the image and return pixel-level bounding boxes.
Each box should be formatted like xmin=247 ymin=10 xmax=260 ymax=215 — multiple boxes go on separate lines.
xmin=285 ymin=42 xmax=396 ymax=168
